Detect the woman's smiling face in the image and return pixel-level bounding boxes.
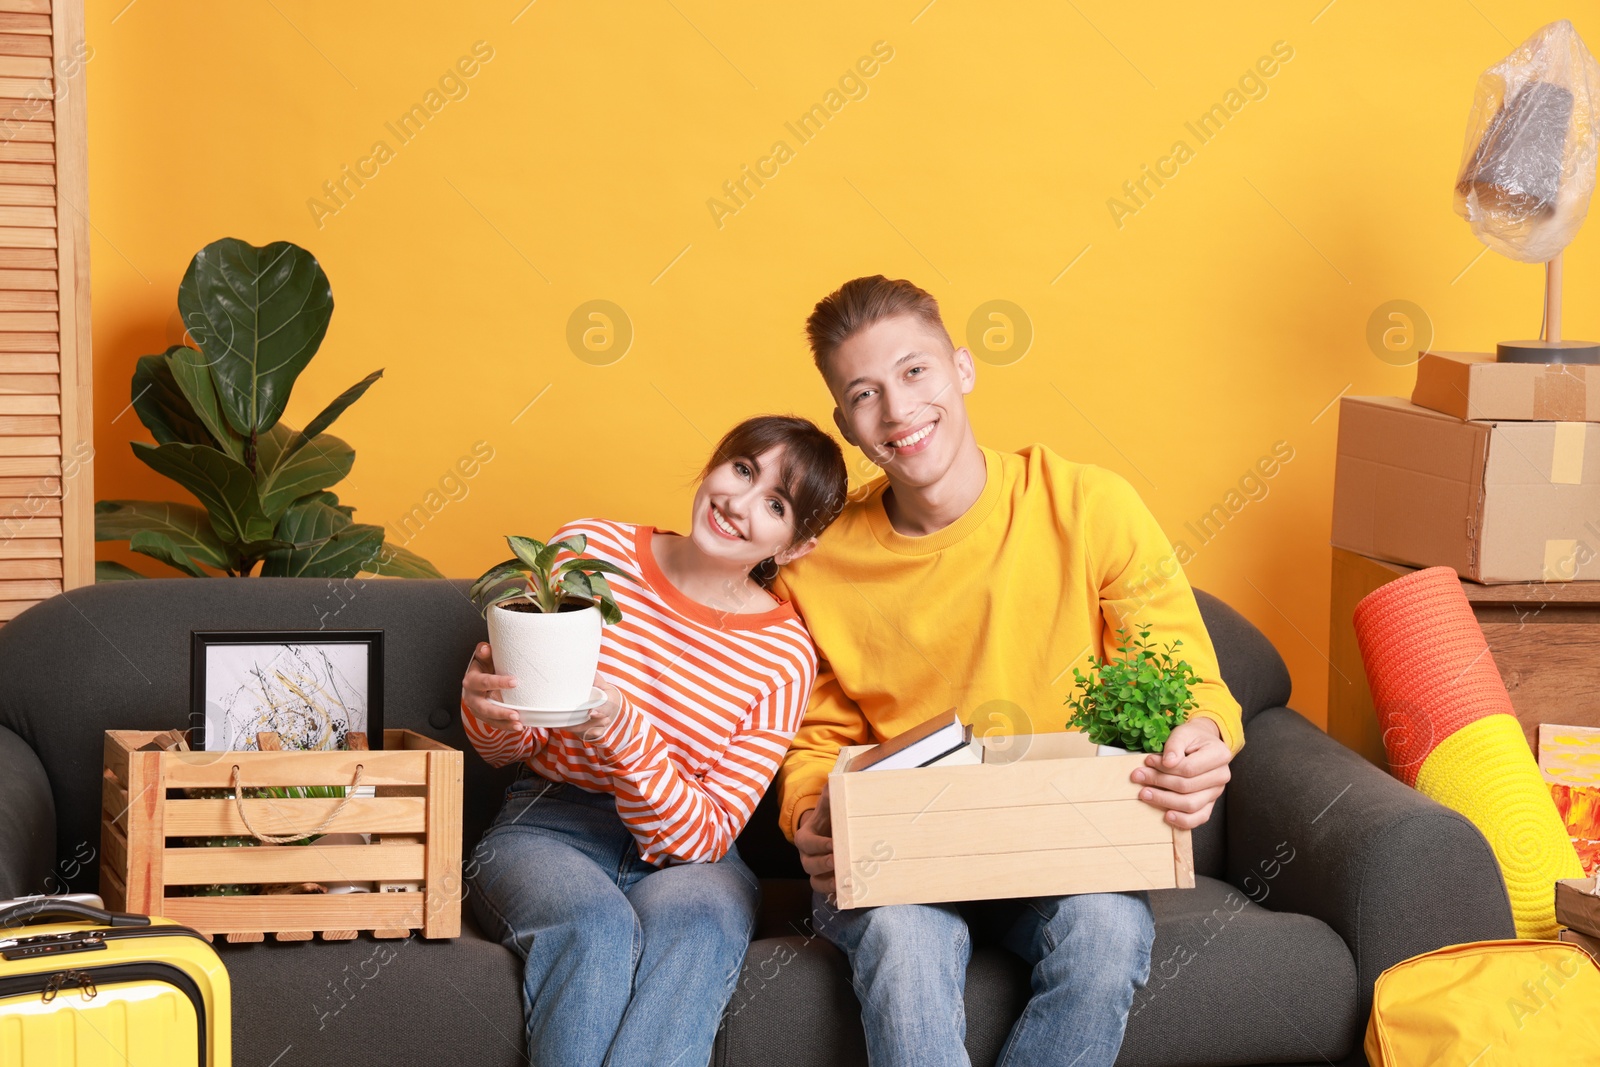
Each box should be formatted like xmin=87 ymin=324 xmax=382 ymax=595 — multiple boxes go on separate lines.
xmin=824 ymin=312 xmax=976 ymax=487
xmin=689 ymin=445 xmax=809 ymax=572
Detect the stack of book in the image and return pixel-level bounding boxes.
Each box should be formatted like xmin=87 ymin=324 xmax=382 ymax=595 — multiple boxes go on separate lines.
xmin=847 ymin=708 xmax=982 ymax=772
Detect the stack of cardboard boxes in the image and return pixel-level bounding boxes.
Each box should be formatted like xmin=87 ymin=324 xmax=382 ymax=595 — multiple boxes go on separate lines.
xmin=1332 ymin=353 xmax=1600 ymax=583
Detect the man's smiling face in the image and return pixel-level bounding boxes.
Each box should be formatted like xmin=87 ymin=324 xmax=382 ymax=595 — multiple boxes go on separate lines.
xmin=824 ymin=312 xmax=977 ymax=487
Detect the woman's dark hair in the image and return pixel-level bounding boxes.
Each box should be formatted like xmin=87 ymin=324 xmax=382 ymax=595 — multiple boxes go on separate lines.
xmin=695 ymin=414 xmax=848 ymax=588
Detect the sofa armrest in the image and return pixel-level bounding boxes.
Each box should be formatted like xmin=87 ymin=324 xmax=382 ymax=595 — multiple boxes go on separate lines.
xmin=1226 ymin=707 xmax=1514 ymax=1019
xmin=0 ymin=722 xmax=55 ymax=899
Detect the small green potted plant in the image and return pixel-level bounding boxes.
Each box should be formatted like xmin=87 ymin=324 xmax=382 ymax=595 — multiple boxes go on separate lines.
xmin=469 ymin=533 xmax=634 ymax=719
xmin=1064 ymin=622 xmax=1201 ymax=755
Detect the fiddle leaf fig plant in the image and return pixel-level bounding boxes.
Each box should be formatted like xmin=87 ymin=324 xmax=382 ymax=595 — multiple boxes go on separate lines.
xmin=1064 ymin=622 xmax=1201 ymax=754
xmin=95 ymin=237 xmax=441 ymax=580
xmin=470 ymin=533 xmax=632 ymax=624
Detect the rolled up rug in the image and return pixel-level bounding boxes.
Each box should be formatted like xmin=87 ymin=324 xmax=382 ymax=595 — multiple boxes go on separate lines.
xmin=1353 ymin=565 xmax=1582 ymax=938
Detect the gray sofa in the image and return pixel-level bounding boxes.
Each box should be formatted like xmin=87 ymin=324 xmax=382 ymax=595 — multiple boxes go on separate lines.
xmin=0 ymin=577 xmax=1514 ymax=1066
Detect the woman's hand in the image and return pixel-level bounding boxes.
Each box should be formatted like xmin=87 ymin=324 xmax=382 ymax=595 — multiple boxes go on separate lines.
xmin=561 ymin=679 xmax=625 ymax=743
xmin=460 ymin=642 xmax=524 ymax=733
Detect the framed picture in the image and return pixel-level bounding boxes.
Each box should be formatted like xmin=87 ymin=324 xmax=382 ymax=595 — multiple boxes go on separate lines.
xmin=190 ymin=630 xmax=384 ymax=752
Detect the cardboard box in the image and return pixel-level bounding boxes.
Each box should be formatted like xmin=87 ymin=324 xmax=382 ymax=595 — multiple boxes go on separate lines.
xmin=1331 ymin=395 xmax=1600 ymax=583
xmin=826 ymin=731 xmax=1194 ymax=909
xmin=1412 ymin=351 xmax=1600 ymax=423
xmin=1556 ymin=877 xmax=1600 ymax=939
xmin=1560 ymin=926 xmax=1600 ymax=962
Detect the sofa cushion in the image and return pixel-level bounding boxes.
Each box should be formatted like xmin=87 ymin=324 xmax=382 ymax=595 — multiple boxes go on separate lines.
xmin=719 ymin=876 xmax=1357 ymax=1067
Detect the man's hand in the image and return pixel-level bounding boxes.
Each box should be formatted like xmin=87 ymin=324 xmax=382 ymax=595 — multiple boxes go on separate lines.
xmin=1131 ymin=716 xmax=1233 ymax=830
xmin=460 ymin=643 xmax=523 ymax=734
xmin=795 ymin=791 xmax=835 ymax=895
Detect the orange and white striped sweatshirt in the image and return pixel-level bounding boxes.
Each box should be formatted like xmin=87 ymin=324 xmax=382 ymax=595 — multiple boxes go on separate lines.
xmin=460 ymin=518 xmax=818 ymax=866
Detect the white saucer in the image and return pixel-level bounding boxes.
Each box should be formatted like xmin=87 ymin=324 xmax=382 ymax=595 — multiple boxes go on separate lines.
xmin=489 ymin=686 xmax=606 ymax=728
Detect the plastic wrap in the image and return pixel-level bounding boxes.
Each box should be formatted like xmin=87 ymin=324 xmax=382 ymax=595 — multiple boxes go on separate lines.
xmin=1454 ymin=20 xmax=1600 ymax=263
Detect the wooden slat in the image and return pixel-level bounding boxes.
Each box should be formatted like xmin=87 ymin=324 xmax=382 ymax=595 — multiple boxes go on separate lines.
xmin=0 ymin=434 xmax=56 ymax=454
xmin=0 ymin=351 xmax=53 ymax=371
xmin=0 ymin=120 xmax=49 ymax=141
xmin=0 ymin=78 xmax=52 ymax=100
xmin=0 ymin=456 xmax=55 ymax=475
xmin=0 ymin=56 xmax=49 ymax=79
xmin=0 ymin=474 xmax=54 ymax=493
xmin=0 ymin=555 xmax=61 ymax=578
xmin=0 ymin=162 xmax=52 ymax=185
xmin=0 ymin=310 xmax=54 ymax=330
xmin=162 ymin=843 xmax=426 ymax=885
xmin=0 ymin=139 xmax=50 ymax=163
xmin=0 ymin=290 xmax=56 ymax=311
xmin=100 ymin=860 xmax=126 ymax=912
xmin=163 ymin=796 xmax=428 ymax=837
xmin=0 ymin=576 xmax=59 ymax=598
xmin=0 ymin=514 xmax=55 ymax=535
xmin=0 ymin=393 xmax=54 ymax=413
xmin=158 ymin=892 xmax=426 ymax=935
xmin=0 ymin=412 xmax=55 ymax=432
xmin=0 ymin=31 xmax=50 ymax=55
xmin=850 ymin=801 xmax=1170 ymax=861
xmin=0 ymin=15 xmax=50 ymax=36
xmin=424 ymin=748 xmax=463 ymax=938
xmin=0 ymin=532 xmax=53 ymax=555
xmin=0 ymin=372 xmax=53 ymax=391
xmin=0 ymin=331 xmax=55 ymax=349
xmin=0 ymin=226 xmax=54 ymax=247
xmin=0 ymin=99 xmax=50 ymax=124
xmin=0 ymin=267 xmax=54 ymax=288
xmin=0 ymin=2 xmax=52 ymax=16
xmin=0 ymin=206 xmax=52 ymax=227
xmin=0 ymin=247 xmax=53 ymax=267
xmin=0 ymin=494 xmax=56 ymax=514
xmin=0 ymin=596 xmax=37 ymax=619
xmin=854 ymin=844 xmax=1180 ymax=907
xmin=164 ymin=750 xmax=431 ymax=790
xmin=0 ymin=185 xmax=53 ymax=207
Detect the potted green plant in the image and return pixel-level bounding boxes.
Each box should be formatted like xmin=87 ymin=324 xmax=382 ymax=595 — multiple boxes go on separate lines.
xmin=1064 ymin=622 xmax=1201 ymax=755
xmin=469 ymin=533 xmax=634 ymax=719
xmin=95 ymin=236 xmax=440 ymax=581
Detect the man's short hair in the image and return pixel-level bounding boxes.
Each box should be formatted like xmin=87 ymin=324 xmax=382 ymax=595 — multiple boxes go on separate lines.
xmin=805 ymin=275 xmax=953 ymax=376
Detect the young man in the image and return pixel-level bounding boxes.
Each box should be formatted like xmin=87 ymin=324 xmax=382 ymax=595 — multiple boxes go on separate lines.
xmin=770 ymin=276 xmax=1243 ymax=1067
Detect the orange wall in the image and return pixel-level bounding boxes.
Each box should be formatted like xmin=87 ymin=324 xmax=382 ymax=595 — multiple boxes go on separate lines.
xmin=83 ymin=1 xmax=1600 ymax=729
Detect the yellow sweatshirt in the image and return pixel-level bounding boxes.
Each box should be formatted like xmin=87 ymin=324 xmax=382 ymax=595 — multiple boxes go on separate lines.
xmin=771 ymin=442 xmax=1245 ymax=841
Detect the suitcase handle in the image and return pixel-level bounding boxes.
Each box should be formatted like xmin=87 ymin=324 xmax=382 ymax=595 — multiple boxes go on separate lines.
xmin=0 ymin=898 xmax=152 ymax=930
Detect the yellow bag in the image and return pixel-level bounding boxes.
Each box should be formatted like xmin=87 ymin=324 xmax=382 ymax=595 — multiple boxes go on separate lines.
xmin=1366 ymin=939 xmax=1600 ymax=1066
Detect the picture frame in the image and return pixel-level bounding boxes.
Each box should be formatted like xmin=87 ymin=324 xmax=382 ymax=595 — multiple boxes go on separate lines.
xmin=189 ymin=630 xmax=384 ymax=752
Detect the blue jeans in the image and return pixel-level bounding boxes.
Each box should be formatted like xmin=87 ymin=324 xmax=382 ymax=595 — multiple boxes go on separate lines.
xmin=812 ymin=889 xmax=1155 ymax=1067
xmin=466 ymin=775 xmax=760 ymax=1067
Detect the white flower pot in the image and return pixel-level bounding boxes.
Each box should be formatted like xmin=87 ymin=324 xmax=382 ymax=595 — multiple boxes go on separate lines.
xmin=1096 ymin=744 xmax=1131 ymax=756
xmin=486 ymin=599 xmax=604 ymax=710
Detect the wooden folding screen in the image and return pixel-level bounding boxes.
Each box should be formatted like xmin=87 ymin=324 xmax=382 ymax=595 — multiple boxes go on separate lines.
xmin=0 ymin=0 xmax=91 ymax=624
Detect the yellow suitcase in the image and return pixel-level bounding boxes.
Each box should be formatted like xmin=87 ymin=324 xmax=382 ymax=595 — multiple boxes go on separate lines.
xmin=0 ymin=898 xmax=230 ymax=1066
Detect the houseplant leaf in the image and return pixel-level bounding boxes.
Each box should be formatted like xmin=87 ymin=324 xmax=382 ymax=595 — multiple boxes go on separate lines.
xmin=94 ymin=500 xmax=230 ymax=570
xmin=177 ymin=237 xmax=334 ymax=436
xmin=131 ymin=351 xmax=214 ymax=449
xmin=95 ymin=561 xmax=147 ymax=581
xmin=364 ymin=541 xmax=445 ymax=578
xmin=260 ymin=498 xmax=385 ymax=578
xmin=166 ymin=344 xmax=243 ymax=461
xmin=256 ymin=427 xmax=355 ymax=521
xmin=129 ymin=529 xmax=210 ymax=577
xmin=130 ymin=441 xmax=275 ymax=544
xmin=284 ymin=369 xmax=383 ymax=460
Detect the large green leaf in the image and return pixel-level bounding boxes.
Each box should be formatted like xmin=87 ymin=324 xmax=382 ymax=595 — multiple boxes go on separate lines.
xmin=177 ymin=237 xmax=334 ymax=436
xmin=256 ymin=429 xmax=354 ymax=521
xmin=131 ymin=352 xmax=213 ymax=448
xmin=129 ymin=441 xmax=274 ymax=544
xmin=364 ymin=541 xmax=444 ymax=578
xmin=166 ymin=345 xmax=242 ymax=462
xmin=260 ymin=499 xmax=385 ymax=578
xmin=93 ymin=500 xmax=230 ymax=570
xmin=95 ymin=561 xmax=148 ymax=581
xmin=286 ymin=369 xmax=382 ymax=460
xmin=129 ymin=529 xmax=209 ymax=577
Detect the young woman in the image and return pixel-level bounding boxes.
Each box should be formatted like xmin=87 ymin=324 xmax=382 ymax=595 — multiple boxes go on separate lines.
xmin=459 ymin=414 xmax=848 ymax=1067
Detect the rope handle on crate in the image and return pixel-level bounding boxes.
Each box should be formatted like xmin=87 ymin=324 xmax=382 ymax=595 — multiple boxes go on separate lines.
xmin=229 ymin=763 xmax=365 ymax=844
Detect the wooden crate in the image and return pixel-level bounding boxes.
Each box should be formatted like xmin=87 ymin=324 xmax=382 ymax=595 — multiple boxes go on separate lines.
xmin=828 ymin=731 xmax=1195 ymax=909
xmin=99 ymin=728 xmax=463 ymax=942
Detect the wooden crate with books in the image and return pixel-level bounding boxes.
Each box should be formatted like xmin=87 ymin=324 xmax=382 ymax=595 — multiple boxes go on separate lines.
xmin=824 ymin=709 xmax=1196 ymax=909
